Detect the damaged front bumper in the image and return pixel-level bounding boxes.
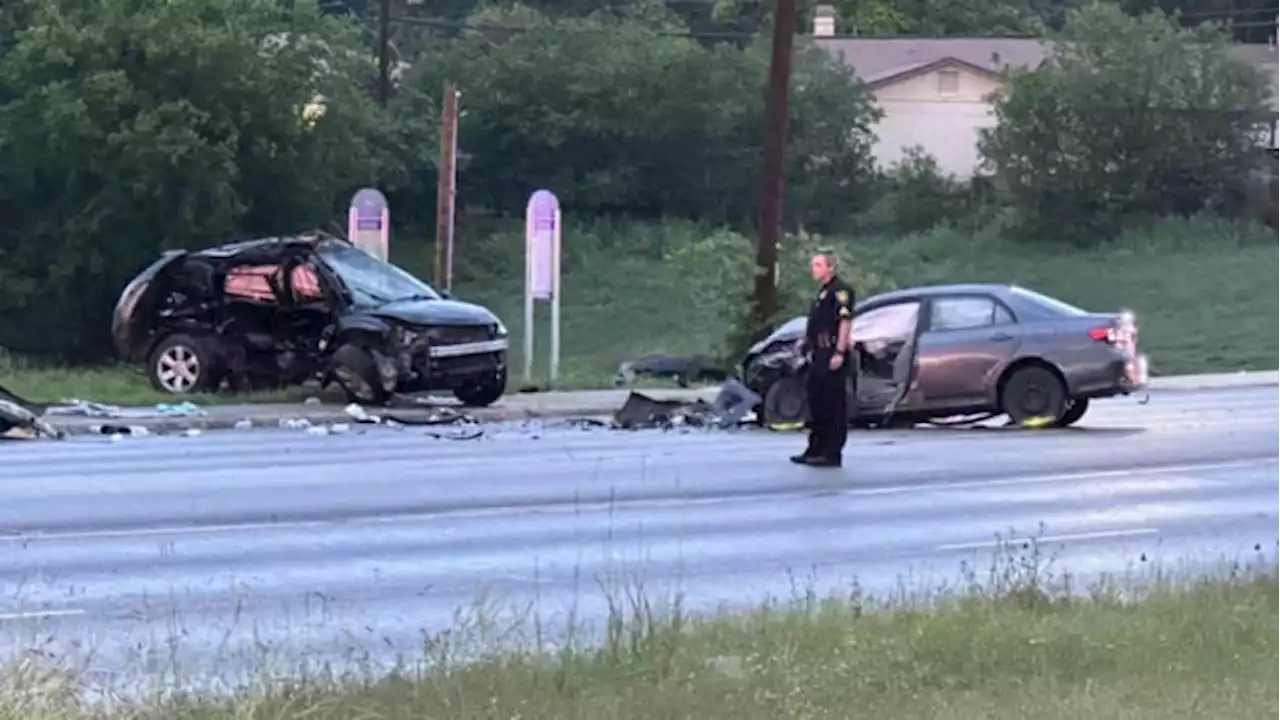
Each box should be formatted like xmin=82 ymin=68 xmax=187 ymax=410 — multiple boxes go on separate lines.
xmin=376 ymin=333 xmax=509 ymax=393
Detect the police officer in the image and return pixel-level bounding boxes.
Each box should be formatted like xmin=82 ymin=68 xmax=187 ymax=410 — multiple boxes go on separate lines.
xmin=790 ymin=250 xmax=855 ymax=468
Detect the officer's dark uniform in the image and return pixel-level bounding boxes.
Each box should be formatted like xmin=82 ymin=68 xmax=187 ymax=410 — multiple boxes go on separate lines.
xmin=792 ymin=275 xmax=855 ymax=467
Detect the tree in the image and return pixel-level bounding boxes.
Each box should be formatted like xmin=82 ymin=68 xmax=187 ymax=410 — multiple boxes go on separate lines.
xmin=979 ymin=4 xmax=1272 ymax=244
xmin=0 ymin=0 xmax=397 ymax=359
xmin=397 ymin=4 xmax=880 ymax=231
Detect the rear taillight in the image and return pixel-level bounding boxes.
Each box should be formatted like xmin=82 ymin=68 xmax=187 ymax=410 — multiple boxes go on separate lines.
xmin=1088 ymin=327 xmax=1115 ymax=343
xmin=1088 ymin=311 xmax=1139 ymax=350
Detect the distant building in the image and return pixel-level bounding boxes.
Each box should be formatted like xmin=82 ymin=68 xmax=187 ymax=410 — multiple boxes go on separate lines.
xmin=809 ymin=6 xmax=1280 ymax=178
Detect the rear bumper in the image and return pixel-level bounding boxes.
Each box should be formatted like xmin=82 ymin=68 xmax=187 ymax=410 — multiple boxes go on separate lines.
xmin=1072 ymin=352 xmax=1149 ymax=399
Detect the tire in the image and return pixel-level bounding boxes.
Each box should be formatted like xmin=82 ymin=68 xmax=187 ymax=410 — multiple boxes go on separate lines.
xmin=454 ymin=367 xmax=507 ymax=408
xmin=999 ymin=364 xmax=1067 ymax=426
xmin=147 ymin=334 xmax=221 ymax=395
xmin=329 ymin=344 xmax=390 ymax=406
xmin=1055 ymin=397 xmax=1090 ymax=428
xmin=761 ymin=375 xmax=810 ymax=427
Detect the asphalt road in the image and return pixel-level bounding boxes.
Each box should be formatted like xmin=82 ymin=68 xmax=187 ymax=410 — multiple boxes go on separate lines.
xmin=0 ymin=385 xmax=1275 ymax=690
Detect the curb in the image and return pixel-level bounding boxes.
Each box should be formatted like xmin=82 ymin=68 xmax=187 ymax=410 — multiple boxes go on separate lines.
xmin=53 ymin=404 xmax=631 ymax=437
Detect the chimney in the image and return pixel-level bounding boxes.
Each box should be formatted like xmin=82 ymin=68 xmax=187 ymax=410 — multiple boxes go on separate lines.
xmin=813 ymin=5 xmax=836 ymax=38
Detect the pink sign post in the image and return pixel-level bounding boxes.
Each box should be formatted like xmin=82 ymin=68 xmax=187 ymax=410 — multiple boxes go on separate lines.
xmin=524 ymin=189 xmax=562 ymax=383
xmin=347 ymin=188 xmax=390 ymax=262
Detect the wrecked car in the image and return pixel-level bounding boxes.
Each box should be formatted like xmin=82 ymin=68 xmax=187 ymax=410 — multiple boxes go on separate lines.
xmin=112 ymin=231 xmax=510 ymax=407
xmin=740 ymin=283 xmax=1148 ymax=429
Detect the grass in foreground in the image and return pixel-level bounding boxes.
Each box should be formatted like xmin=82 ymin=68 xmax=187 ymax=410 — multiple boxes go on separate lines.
xmin=2 ymin=216 xmax=1275 ymax=407
xmin=3 ymin=563 xmax=1276 ymax=719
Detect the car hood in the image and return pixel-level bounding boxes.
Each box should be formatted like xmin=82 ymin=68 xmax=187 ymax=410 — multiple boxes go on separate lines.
xmin=367 ymin=298 xmax=499 ymax=327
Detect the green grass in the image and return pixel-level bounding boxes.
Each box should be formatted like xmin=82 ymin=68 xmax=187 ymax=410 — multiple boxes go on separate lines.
xmin=1 ymin=215 xmax=1275 ymax=407
xmin=2 ymin=558 xmax=1275 ymax=719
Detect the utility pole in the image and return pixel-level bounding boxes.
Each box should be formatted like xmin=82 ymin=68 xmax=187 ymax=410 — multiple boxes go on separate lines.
xmin=376 ymin=0 xmax=392 ymax=107
xmin=752 ymin=0 xmax=797 ymax=331
xmin=434 ymin=82 xmax=460 ymax=292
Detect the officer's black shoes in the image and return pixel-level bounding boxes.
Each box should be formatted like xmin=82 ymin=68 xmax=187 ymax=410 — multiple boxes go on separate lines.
xmin=789 ymin=453 xmax=842 ymax=468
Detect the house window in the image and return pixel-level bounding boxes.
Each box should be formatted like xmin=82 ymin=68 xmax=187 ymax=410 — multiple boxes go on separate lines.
xmin=937 ymin=69 xmax=960 ymax=96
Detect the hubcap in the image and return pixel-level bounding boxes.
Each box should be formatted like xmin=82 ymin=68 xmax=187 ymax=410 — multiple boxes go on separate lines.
xmin=1022 ymin=383 xmax=1050 ymax=415
xmin=157 ymin=345 xmax=201 ymax=393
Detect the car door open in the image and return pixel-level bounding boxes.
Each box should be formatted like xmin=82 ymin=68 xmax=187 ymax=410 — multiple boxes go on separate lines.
xmin=851 ymin=301 xmax=921 ymax=418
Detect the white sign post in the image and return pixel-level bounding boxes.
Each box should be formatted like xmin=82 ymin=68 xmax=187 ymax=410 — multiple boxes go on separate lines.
xmin=524 ymin=189 xmax=562 ymax=385
xmin=347 ymin=187 xmax=390 ymax=261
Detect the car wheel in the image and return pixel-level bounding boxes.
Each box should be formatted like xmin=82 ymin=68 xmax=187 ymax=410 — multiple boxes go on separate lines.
xmin=1000 ymin=364 xmax=1067 ymax=426
xmin=1055 ymin=397 xmax=1090 ymax=428
xmin=762 ymin=375 xmax=809 ymax=426
xmin=329 ymin=344 xmax=390 ymax=406
xmin=147 ymin=334 xmax=221 ymax=395
xmin=454 ymin=368 xmax=507 ymax=408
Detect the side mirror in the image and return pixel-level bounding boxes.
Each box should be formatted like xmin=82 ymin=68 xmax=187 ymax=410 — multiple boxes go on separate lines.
xmin=440 ymin=289 xmax=453 ymax=299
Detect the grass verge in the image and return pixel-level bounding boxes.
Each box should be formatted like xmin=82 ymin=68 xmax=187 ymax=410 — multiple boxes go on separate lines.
xmin=2 ymin=215 xmax=1275 ymax=407
xmin=1 ymin=557 xmax=1276 ymax=719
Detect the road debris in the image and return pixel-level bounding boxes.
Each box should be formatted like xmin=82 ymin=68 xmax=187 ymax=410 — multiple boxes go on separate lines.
xmin=45 ymin=399 xmax=207 ymax=419
xmin=0 ymin=383 xmax=65 ymax=440
xmin=612 ymin=380 xmax=760 ymax=430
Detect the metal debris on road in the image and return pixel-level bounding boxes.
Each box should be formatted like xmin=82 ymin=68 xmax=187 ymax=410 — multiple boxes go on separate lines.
xmin=612 ymin=380 xmax=761 ymax=430
xmin=0 ymin=383 xmax=65 ymax=440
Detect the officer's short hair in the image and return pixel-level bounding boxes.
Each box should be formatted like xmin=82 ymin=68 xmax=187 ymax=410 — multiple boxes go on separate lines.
xmin=814 ymin=248 xmax=838 ymax=269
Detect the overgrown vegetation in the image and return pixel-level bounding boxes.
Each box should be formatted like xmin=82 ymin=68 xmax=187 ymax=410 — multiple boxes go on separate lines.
xmin=1 ymin=551 xmax=1275 ymax=719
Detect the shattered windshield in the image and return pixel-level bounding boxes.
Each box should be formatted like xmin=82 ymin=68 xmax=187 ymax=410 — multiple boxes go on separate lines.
xmin=318 ymin=242 xmax=440 ymax=306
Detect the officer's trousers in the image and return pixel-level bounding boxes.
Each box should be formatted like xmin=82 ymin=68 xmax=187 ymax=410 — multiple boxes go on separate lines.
xmin=805 ymin=352 xmax=850 ymax=459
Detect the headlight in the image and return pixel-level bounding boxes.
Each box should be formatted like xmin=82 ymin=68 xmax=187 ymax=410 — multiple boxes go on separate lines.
xmin=394 ymin=325 xmax=418 ymax=345
xmin=494 ymin=320 xmax=508 ymax=337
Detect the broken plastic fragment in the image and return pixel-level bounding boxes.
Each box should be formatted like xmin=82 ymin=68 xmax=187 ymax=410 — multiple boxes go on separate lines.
xmin=303 ymin=397 xmax=322 ymax=406
xmin=182 ymin=428 xmax=202 ymax=438
xmin=329 ymin=423 xmax=350 ymax=435
xmin=128 ymin=426 xmax=150 ymax=437
xmin=344 ymin=404 xmax=381 ymax=424
xmin=234 ymin=419 xmax=254 ymax=430
xmin=306 ymin=425 xmax=330 ymax=437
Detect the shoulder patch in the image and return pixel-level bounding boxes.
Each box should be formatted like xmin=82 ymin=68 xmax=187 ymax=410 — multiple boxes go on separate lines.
xmin=835 ymin=290 xmax=849 ymax=304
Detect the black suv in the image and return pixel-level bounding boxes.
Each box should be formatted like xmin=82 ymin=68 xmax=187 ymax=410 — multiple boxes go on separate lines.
xmin=111 ymin=231 xmax=509 ymax=406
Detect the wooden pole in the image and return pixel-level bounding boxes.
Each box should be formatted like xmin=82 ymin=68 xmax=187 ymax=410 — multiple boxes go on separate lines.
xmin=752 ymin=0 xmax=797 ymax=331
xmin=434 ymin=82 xmax=459 ymax=292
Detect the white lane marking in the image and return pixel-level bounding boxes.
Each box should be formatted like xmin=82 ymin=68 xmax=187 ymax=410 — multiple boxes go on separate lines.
xmin=0 ymin=608 xmax=86 ymax=622
xmin=0 ymin=458 xmax=1271 ymax=545
xmin=937 ymin=527 xmax=1160 ymax=552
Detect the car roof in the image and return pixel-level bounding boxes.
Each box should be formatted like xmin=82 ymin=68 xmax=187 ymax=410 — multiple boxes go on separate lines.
xmin=190 ymin=230 xmax=344 ymax=259
xmin=859 ymin=283 xmax=1013 ymax=308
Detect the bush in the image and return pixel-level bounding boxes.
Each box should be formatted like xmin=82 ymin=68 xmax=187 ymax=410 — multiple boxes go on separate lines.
xmin=667 ymin=228 xmax=897 ymax=362
xmin=979 ymin=4 xmax=1273 ymax=245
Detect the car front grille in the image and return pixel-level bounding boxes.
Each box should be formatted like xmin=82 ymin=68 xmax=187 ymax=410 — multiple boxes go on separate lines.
xmin=423 ymin=325 xmax=492 ymax=345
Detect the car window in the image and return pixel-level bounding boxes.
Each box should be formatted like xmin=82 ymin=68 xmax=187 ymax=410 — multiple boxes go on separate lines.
xmin=853 ymin=302 xmax=920 ymax=342
xmin=929 ymin=296 xmax=1013 ymax=331
xmin=1008 ymin=286 xmax=1089 ymax=316
xmin=318 ymin=242 xmax=440 ymax=306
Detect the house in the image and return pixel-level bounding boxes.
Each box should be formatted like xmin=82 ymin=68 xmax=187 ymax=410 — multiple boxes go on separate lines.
xmin=810 ymin=6 xmax=1280 ymax=178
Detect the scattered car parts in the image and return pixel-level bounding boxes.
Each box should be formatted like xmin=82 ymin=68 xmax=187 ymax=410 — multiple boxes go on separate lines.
xmin=0 ymin=384 xmax=65 ymax=440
